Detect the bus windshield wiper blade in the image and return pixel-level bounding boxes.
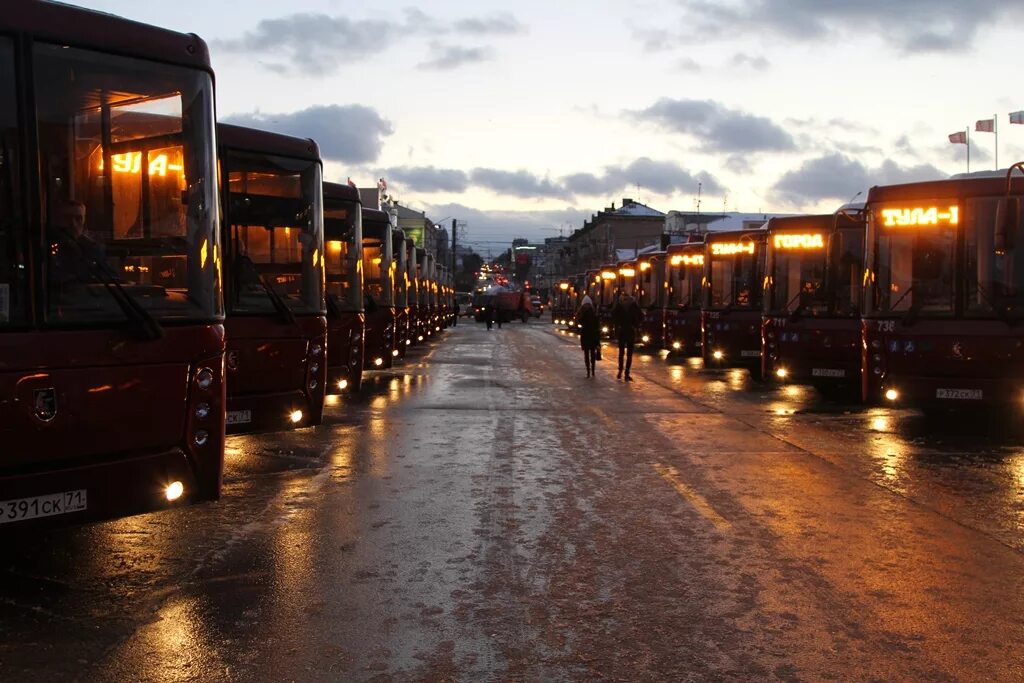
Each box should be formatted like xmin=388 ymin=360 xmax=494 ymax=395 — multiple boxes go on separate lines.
xmin=889 ymin=285 xmax=914 ymax=313
xmin=86 ymin=255 xmax=164 ymax=341
xmin=255 ymin=270 xmax=298 ymax=325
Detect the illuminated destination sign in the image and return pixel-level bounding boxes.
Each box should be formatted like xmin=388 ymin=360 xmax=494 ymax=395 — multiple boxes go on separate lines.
xmin=711 ymin=241 xmax=756 ymax=256
xmin=108 ymin=152 xmax=183 ymax=177
xmin=619 ymin=267 xmax=636 ymax=277
xmin=881 ymin=205 xmax=959 ymax=228
xmin=773 ymin=233 xmax=825 ymax=250
xmin=671 ymin=254 xmax=704 ymax=267
xmin=601 ymin=270 xmax=617 ymax=280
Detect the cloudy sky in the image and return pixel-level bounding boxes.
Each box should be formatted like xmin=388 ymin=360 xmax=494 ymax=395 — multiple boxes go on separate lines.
xmin=77 ymin=0 xmax=1024 ymax=253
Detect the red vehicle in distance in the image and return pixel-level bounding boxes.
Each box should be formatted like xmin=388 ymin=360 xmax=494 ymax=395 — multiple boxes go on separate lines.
xmin=391 ymin=229 xmax=410 ymax=360
xmin=702 ymin=229 xmax=768 ymax=379
xmin=219 ymin=124 xmax=326 ymax=433
xmin=863 ymin=169 xmax=1024 ymax=408
xmin=762 ymin=211 xmax=865 ymax=395
xmin=636 ymin=251 xmax=667 ymax=349
xmin=664 ymin=241 xmax=705 ymax=355
xmin=323 ymin=182 xmax=364 ymax=394
xmin=361 ymin=207 xmax=396 ymax=369
xmin=1 ymin=2 xmax=225 ymax=529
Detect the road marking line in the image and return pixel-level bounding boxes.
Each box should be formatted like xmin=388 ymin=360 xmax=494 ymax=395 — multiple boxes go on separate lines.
xmin=653 ymin=462 xmax=732 ymax=531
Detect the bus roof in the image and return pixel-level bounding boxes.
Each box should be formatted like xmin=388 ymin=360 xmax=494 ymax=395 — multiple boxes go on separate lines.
xmin=666 ymin=241 xmax=704 ymax=254
xmin=323 ymin=182 xmax=361 ymax=203
xmin=219 ymin=123 xmax=320 ymax=162
xmin=361 ymin=208 xmax=391 ymax=238
xmin=4 ymin=1 xmax=213 ymax=71
xmin=705 ymin=227 xmax=767 ymax=242
xmin=764 ymin=214 xmax=833 ymax=233
xmin=867 ymin=174 xmax=1024 ymax=203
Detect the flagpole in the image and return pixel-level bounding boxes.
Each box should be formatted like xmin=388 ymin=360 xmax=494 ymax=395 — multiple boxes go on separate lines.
xmin=967 ymin=127 xmax=971 ymax=174
xmin=994 ymin=113 xmax=999 ymax=170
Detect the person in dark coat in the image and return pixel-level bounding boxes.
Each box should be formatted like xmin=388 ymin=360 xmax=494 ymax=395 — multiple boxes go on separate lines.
xmin=452 ymin=300 xmax=459 ymax=326
xmin=612 ymin=292 xmax=643 ymax=381
xmin=577 ymin=295 xmax=601 ymax=377
xmin=485 ymin=302 xmax=494 ymax=330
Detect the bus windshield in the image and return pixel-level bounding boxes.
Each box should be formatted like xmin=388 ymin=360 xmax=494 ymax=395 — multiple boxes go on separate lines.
xmin=872 ymin=202 xmax=956 ymax=316
xmin=226 ymin=152 xmax=323 ymax=315
xmin=965 ymin=197 xmax=1024 ymax=319
xmin=324 ymin=199 xmax=362 ymax=313
xmin=638 ymin=259 xmax=662 ymax=308
xmin=708 ymin=240 xmax=762 ymax=309
xmin=392 ymin=236 xmax=408 ymax=308
xmin=363 ymin=229 xmax=394 ymax=308
xmin=37 ymin=43 xmax=222 ymax=325
xmin=768 ymin=234 xmax=828 ymax=316
xmin=831 ymin=224 xmax=864 ymax=317
xmin=668 ymin=254 xmax=702 ymax=308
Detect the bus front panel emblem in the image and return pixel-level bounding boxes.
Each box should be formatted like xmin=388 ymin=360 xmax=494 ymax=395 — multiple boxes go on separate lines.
xmin=33 ymin=388 xmax=57 ymax=422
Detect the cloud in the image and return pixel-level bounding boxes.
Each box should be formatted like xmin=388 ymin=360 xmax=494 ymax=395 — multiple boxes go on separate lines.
xmin=669 ymin=0 xmax=1024 ymax=53
xmin=420 ymin=202 xmax=592 ymax=248
xmin=730 ymin=53 xmax=769 ymax=70
xmin=771 ymin=153 xmax=945 ymax=206
xmin=387 ymin=167 xmax=469 ymax=193
xmin=419 ymin=43 xmax=492 ymax=70
xmin=633 ymin=98 xmax=796 ymax=153
xmin=470 ymin=168 xmax=563 ymax=198
xmin=216 ymin=11 xmax=524 ymax=75
xmin=223 ymin=105 xmax=393 ymax=164
xmin=677 ymin=57 xmax=703 ymax=73
xmin=454 ymin=13 xmax=525 ymax=35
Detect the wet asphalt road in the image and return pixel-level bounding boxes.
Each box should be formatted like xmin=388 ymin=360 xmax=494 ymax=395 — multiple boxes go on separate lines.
xmin=3 ymin=320 xmax=1024 ymax=681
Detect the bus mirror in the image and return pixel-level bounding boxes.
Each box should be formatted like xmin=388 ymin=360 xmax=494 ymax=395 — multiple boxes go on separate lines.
xmin=995 ymin=197 xmax=1020 ymax=253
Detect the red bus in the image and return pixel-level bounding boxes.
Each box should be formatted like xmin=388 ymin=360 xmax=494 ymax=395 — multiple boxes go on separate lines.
xmin=702 ymin=229 xmax=768 ymax=378
xmin=636 ymin=251 xmax=667 ymax=348
xmin=323 ymin=182 xmax=363 ymax=394
xmin=762 ymin=211 xmax=865 ymax=395
xmin=1 ymin=3 xmax=225 ymax=528
xmin=664 ymin=242 xmax=705 ymax=355
xmin=391 ymin=228 xmax=409 ymax=360
xmin=361 ymin=207 xmax=396 ymax=369
xmin=863 ymin=170 xmax=1024 ymax=407
xmin=219 ymin=124 xmax=326 ymax=433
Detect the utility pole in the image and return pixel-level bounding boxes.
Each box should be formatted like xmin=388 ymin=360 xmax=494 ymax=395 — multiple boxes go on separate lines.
xmin=451 ymin=218 xmax=457 ymax=275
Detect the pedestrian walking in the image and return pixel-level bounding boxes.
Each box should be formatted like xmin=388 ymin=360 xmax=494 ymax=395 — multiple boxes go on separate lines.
xmin=612 ymin=292 xmax=643 ymax=381
xmin=577 ymin=295 xmax=601 ymax=377
xmin=486 ymin=302 xmax=494 ymax=330
xmin=496 ymin=305 xmax=503 ymax=329
xmin=453 ymin=300 xmax=460 ymax=326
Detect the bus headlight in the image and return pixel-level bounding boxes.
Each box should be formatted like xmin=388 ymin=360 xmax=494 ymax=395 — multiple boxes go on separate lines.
xmin=885 ymin=389 xmax=899 ymax=402
xmin=602 ymin=326 xmax=609 ymax=333
xmin=776 ymin=368 xmax=787 ymax=379
xmin=712 ymin=350 xmax=724 ymax=360
xmin=374 ymin=357 xmax=384 ymax=367
xmin=642 ymin=335 xmax=650 ymax=343
xmin=338 ymin=379 xmax=348 ymax=391
xmin=672 ymin=342 xmax=682 ymax=350
xmin=165 ymin=481 xmax=185 ymax=502
xmin=392 ymin=349 xmax=400 ymax=357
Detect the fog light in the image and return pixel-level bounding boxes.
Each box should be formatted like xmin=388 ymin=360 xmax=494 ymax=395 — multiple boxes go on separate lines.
xmin=672 ymin=342 xmax=682 ymax=350
xmin=392 ymin=349 xmax=400 ymax=357
xmin=194 ymin=402 xmax=210 ymax=420
xmin=289 ymin=410 xmax=304 ymax=424
xmin=406 ymin=339 xmax=412 ymax=345
xmin=338 ymin=379 xmax=348 ymax=390
xmin=436 ymin=326 xmax=441 ymax=332
xmin=885 ymin=389 xmax=899 ymax=401
xmin=713 ymin=350 xmax=724 ymax=360
xmin=602 ymin=326 xmax=609 ymax=333
xmin=165 ymin=481 xmax=184 ymax=502
xmin=642 ymin=335 xmax=650 ymax=343
xmin=418 ymin=335 xmax=424 ymax=341
xmin=374 ymin=357 xmax=384 ymax=367
xmin=193 ymin=430 xmax=209 ymax=447
xmin=195 ymin=367 xmax=214 ymax=390
xmin=776 ymin=368 xmax=787 ymax=379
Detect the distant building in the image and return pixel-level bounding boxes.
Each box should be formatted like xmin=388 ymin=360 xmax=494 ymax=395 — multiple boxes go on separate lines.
xmin=564 ymin=198 xmax=666 ymax=273
xmin=664 ymin=210 xmax=796 ymax=240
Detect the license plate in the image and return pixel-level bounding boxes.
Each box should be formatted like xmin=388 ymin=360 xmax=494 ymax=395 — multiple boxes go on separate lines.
xmin=227 ymin=409 xmax=252 ymax=425
xmin=936 ymin=388 xmax=983 ymax=400
xmin=740 ymin=350 xmax=761 ymax=358
xmin=0 ymin=490 xmax=87 ymax=525
xmin=812 ymin=368 xmax=846 ymax=378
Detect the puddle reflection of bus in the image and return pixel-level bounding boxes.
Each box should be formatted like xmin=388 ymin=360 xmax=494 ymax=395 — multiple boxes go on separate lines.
xmin=702 ymin=229 xmax=768 ymax=379
xmin=762 ymin=211 xmax=865 ymax=396
xmin=323 ymin=182 xmax=364 ymax=394
xmin=219 ymin=125 xmax=326 ymax=433
xmin=1 ymin=3 xmax=225 ymax=529
xmin=863 ymin=169 xmax=1024 ymax=408
xmin=636 ymin=251 xmax=667 ymax=349
xmin=361 ymin=207 xmax=396 ymax=370
xmin=664 ymin=241 xmax=705 ymax=356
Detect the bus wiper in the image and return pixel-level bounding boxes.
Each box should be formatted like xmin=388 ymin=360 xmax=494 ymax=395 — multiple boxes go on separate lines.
xmin=239 ymin=256 xmax=297 ymax=325
xmin=975 ymin=283 xmax=1015 ymax=327
xmin=889 ymin=285 xmax=914 ymax=314
xmin=70 ymin=240 xmax=164 ymax=341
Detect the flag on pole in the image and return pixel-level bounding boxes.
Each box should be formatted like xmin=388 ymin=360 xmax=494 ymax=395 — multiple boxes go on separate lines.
xmin=1010 ymin=111 xmax=1024 ymax=124
xmin=347 ymin=177 xmax=357 ymax=188
xmin=949 ymin=131 xmax=967 ymax=144
xmin=976 ymin=119 xmax=995 ymax=133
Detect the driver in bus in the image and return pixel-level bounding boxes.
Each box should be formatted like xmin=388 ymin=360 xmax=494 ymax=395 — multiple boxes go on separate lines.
xmin=49 ymin=199 xmax=106 ymax=287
